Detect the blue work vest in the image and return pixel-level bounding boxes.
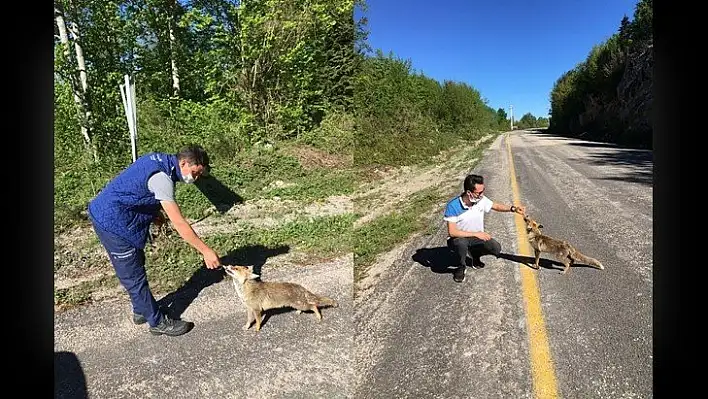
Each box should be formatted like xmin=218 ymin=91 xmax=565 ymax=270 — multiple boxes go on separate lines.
xmin=88 ymin=152 xmax=184 ymax=249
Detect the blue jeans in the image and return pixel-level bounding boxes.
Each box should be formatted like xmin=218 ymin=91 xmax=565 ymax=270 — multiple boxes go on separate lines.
xmin=89 ymin=215 xmax=163 ymax=327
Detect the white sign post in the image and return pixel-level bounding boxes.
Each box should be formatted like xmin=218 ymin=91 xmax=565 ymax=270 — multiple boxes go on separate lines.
xmin=120 ymin=74 xmax=138 ymax=162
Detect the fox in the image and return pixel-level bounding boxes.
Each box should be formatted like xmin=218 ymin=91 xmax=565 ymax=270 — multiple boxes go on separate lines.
xmin=522 ymin=214 xmax=605 ymax=275
xmin=223 ymin=265 xmax=338 ymax=332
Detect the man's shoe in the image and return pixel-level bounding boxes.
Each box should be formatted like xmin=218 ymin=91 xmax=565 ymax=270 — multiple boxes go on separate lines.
xmin=133 ymin=306 xmax=172 ymax=325
xmin=453 ymin=266 xmax=466 ymax=283
xmin=133 ymin=313 xmax=147 ymax=325
xmin=472 ymin=257 xmax=485 ymax=269
xmin=149 ymin=316 xmax=194 ymax=337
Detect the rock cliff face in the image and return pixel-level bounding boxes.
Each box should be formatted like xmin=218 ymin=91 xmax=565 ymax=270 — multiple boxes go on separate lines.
xmin=566 ymin=43 xmax=653 ymax=149
xmin=615 ymin=43 xmax=652 ymax=147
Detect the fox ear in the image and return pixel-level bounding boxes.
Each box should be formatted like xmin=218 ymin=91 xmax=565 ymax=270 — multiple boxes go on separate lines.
xmin=248 ymin=272 xmax=260 ymax=280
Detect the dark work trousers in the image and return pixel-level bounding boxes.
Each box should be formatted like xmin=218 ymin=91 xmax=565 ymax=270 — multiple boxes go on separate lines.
xmin=447 ymin=236 xmax=502 ymax=269
xmin=89 ymin=215 xmax=163 ymax=327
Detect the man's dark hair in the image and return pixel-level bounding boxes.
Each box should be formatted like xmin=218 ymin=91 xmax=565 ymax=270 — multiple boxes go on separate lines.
xmin=463 ymin=174 xmax=484 ymax=192
xmin=177 ymin=144 xmax=210 ymax=168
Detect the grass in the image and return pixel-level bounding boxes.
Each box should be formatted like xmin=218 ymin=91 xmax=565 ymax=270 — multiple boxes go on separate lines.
xmin=54 ymin=275 xmax=120 ymax=309
xmin=54 ymin=144 xmax=359 ymax=232
xmin=353 ymin=186 xmax=443 ymax=283
xmin=54 ymin=213 xmax=355 ymax=309
xmin=262 ymin=168 xmax=356 ymax=200
xmin=350 ymin=135 xmax=493 ymax=283
xmin=206 ymin=213 xmax=354 ymax=257
xmin=53 ymin=127 xmax=497 ymax=310
xmin=54 ymin=232 xmax=102 ymax=273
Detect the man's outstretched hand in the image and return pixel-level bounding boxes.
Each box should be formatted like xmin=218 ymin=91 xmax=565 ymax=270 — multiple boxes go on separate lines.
xmin=202 ymin=248 xmax=222 ymax=269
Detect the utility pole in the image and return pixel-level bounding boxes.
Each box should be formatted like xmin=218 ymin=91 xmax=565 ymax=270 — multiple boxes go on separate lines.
xmin=509 ymin=105 xmax=514 ymax=130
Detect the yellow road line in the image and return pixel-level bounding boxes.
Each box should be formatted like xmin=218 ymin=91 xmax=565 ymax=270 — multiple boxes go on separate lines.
xmin=506 ymin=133 xmax=560 ymax=399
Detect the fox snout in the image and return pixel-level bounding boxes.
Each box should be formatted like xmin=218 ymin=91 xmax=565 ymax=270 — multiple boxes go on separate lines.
xmin=223 ymin=265 xmax=259 ymax=281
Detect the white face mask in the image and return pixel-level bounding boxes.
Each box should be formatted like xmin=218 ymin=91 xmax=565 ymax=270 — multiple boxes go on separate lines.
xmin=182 ymin=171 xmax=195 ymax=184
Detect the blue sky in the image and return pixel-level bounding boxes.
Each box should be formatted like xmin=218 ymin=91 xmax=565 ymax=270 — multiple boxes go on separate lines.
xmin=355 ymin=0 xmax=639 ymax=119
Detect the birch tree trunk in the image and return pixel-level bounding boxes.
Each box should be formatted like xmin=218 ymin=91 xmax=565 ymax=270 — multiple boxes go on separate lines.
xmin=55 ymin=1 xmax=98 ymax=162
xmin=168 ymin=0 xmax=180 ymax=98
xmin=55 ymin=2 xmax=97 ymax=162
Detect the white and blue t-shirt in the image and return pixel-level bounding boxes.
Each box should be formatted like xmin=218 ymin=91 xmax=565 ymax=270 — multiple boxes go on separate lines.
xmin=443 ymin=195 xmax=493 ymax=235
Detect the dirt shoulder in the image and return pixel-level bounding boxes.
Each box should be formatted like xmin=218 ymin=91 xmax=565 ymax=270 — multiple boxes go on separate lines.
xmin=53 ymin=133 xmax=497 ymax=311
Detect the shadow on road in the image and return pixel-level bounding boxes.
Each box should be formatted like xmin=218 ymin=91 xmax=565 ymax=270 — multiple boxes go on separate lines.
xmin=157 ymin=244 xmax=290 ymax=319
xmin=582 ymin=148 xmax=652 ymax=186
xmin=498 ymin=252 xmax=602 ymax=272
xmin=525 ymin=129 xmax=652 ymax=186
xmin=497 ymin=252 xmax=563 ymax=271
xmin=412 ymin=246 xmax=515 ymax=273
xmin=411 ymin=246 xmax=457 ymax=274
xmin=55 ymin=351 xmax=88 ymax=399
xmin=411 ymin=247 xmax=601 ymax=274
xmin=256 ymin=302 xmax=337 ymax=330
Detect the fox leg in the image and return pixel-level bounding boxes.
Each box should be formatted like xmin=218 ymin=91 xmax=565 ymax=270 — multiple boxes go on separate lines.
xmin=561 ymin=252 xmax=573 ymax=275
xmin=311 ymin=304 xmax=322 ymax=321
xmin=292 ymin=301 xmax=308 ymax=315
xmin=562 ymin=260 xmax=572 ymax=275
xmin=243 ymin=308 xmax=254 ymax=330
xmin=533 ymin=249 xmax=541 ymax=269
xmin=254 ymin=309 xmax=263 ymax=332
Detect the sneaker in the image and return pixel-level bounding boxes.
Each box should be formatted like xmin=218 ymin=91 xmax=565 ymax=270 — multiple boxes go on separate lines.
xmin=133 ymin=313 xmax=147 ymax=325
xmin=453 ymin=266 xmax=466 ymax=283
xmin=149 ymin=315 xmax=194 ymax=337
xmin=132 ymin=306 xmax=171 ymax=325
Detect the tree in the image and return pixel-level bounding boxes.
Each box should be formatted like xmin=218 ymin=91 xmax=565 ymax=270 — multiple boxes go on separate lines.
xmin=632 ymin=0 xmax=652 ymax=44
xmin=167 ymin=0 xmax=181 ymax=98
xmin=518 ymin=112 xmax=537 ymax=129
xmin=495 ymin=107 xmax=509 ymax=130
xmin=618 ymin=15 xmax=632 ymax=49
xmin=54 ymin=0 xmax=98 ymax=162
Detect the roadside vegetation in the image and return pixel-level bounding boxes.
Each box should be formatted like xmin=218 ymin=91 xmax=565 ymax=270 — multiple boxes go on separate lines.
xmin=54 ymin=0 xmax=544 ymax=309
xmin=548 ymin=0 xmax=652 ymax=148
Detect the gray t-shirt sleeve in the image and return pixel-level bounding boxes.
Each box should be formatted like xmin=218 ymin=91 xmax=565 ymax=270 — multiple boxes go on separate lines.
xmin=147 ymin=172 xmax=175 ymax=202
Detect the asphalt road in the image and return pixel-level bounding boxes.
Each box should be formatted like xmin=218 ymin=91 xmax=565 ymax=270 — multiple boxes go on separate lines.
xmin=55 ymin=130 xmax=652 ymax=398
xmin=55 ymin=256 xmax=354 ymax=399
xmin=354 ymin=131 xmax=652 ymax=398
